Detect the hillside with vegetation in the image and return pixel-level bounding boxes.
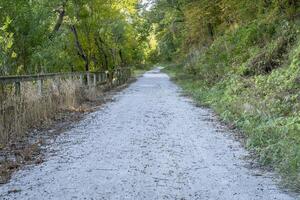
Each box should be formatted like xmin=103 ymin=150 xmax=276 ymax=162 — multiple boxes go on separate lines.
xmin=145 ymin=0 xmax=300 ymax=190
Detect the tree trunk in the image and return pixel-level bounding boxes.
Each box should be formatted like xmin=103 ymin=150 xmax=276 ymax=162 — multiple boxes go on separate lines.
xmin=110 ymin=48 xmax=116 ymax=67
xmin=49 ymin=0 xmax=67 ymax=40
xmin=119 ymin=49 xmax=124 ymax=67
xmin=94 ymin=36 xmax=109 ymax=70
xmin=70 ymin=25 xmax=89 ymax=71
xmin=207 ymin=23 xmax=214 ymax=41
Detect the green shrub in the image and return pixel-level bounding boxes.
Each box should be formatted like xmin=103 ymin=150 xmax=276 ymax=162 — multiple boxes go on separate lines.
xmin=164 ymin=20 xmax=300 ymax=189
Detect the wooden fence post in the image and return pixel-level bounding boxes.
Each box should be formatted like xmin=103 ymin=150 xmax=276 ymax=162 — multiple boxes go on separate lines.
xmin=106 ymin=71 xmax=110 ymax=84
xmin=15 ymin=81 xmax=21 ymax=96
xmin=55 ymin=77 xmax=61 ymax=93
xmin=128 ymin=68 xmax=131 ymax=79
xmin=87 ymin=73 xmax=91 ymax=86
xmin=98 ymin=73 xmax=102 ymax=83
xmin=79 ymin=74 xmax=83 ymax=85
xmin=93 ymin=74 xmax=97 ymax=86
xmin=122 ymin=69 xmax=125 ymax=83
xmin=104 ymin=72 xmax=107 ymax=83
xmin=37 ymin=79 xmax=43 ymax=96
xmin=118 ymin=69 xmax=121 ymax=85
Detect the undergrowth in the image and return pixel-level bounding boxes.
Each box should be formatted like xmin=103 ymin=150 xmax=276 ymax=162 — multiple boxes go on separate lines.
xmin=164 ymin=18 xmax=300 ymax=191
xmin=0 ymin=78 xmax=106 ymax=148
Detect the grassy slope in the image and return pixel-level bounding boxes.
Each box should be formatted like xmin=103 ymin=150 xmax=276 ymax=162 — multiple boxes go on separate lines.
xmin=164 ymin=19 xmax=300 ymax=190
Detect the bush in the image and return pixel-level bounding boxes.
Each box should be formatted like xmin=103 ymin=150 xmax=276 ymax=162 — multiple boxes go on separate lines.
xmin=165 ymin=19 xmax=300 ymax=189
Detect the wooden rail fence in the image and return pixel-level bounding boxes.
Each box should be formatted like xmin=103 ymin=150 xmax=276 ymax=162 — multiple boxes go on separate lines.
xmin=0 ymin=68 xmax=131 ymax=96
xmin=0 ymin=67 xmax=131 ymax=144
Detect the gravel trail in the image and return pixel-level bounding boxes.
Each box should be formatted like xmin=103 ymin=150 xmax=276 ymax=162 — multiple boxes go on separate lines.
xmin=0 ymin=68 xmax=296 ymax=200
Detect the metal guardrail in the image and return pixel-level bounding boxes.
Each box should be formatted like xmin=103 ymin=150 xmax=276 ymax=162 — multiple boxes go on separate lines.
xmin=0 ymin=68 xmax=131 ymax=96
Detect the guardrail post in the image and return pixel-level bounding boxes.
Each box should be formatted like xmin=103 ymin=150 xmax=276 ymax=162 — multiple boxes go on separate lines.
xmin=15 ymin=81 xmax=21 ymax=96
xmin=37 ymin=79 xmax=43 ymax=96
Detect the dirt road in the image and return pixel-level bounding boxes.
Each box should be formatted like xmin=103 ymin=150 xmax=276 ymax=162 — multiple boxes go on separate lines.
xmin=0 ymin=68 xmax=296 ymax=200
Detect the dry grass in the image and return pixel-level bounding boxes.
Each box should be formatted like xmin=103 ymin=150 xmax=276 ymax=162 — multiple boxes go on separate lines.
xmin=0 ymin=78 xmax=97 ymax=147
xmin=0 ymin=70 xmax=131 ymax=184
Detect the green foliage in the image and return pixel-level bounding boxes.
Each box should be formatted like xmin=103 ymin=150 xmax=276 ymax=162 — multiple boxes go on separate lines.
xmin=156 ymin=0 xmax=300 ymax=190
xmin=0 ymin=0 xmax=150 ymax=75
xmin=166 ymin=43 xmax=300 ymax=187
xmin=0 ymin=17 xmax=15 ymax=75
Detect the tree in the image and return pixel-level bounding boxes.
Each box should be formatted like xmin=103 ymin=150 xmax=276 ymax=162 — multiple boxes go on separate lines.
xmin=0 ymin=0 xmax=148 ymax=75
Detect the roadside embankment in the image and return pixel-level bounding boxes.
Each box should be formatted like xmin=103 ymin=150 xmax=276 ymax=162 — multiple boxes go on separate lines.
xmin=164 ymin=30 xmax=300 ymax=190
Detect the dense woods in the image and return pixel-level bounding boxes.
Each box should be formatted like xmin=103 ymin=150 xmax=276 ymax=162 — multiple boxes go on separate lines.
xmin=145 ymin=0 xmax=300 ymax=189
xmin=0 ymin=0 xmax=148 ymax=75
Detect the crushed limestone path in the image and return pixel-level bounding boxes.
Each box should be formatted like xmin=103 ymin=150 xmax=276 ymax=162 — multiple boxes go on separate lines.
xmin=0 ymin=68 xmax=296 ymax=200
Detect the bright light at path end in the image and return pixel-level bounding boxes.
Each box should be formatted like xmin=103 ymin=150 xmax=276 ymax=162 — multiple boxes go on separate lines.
xmin=141 ymin=0 xmax=154 ymax=10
